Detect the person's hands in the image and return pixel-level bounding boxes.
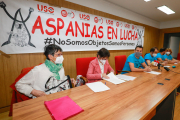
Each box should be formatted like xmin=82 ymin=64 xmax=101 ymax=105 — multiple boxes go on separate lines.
xmin=71 ymin=78 xmax=76 ymax=86
xmin=144 ymin=67 xmax=152 ymax=72
xmin=102 ymin=73 xmax=110 ymax=79
xmin=174 ymin=60 xmax=178 ymax=63
xmin=31 ymin=89 xmax=46 ymax=97
xmin=163 ymin=61 xmax=168 ymax=65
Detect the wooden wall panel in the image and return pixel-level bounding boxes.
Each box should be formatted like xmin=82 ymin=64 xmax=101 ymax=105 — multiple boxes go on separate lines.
xmin=159 ymin=27 xmax=180 ymax=49
xmin=0 ymin=0 xmax=160 ymax=112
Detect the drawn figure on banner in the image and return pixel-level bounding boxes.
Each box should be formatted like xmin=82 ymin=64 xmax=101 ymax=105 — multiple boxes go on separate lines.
xmin=137 ymin=29 xmax=144 ymax=46
xmin=0 ymin=1 xmax=36 ymax=47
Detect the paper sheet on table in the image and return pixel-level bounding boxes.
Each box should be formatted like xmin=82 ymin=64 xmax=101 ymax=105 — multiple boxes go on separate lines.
xmin=116 ymin=74 xmax=136 ymax=81
xmin=86 ymin=82 xmax=110 ymax=92
xmin=164 ymin=66 xmax=170 ymax=67
xmin=145 ymin=71 xmax=161 ymax=75
xmin=103 ymin=72 xmax=125 ymax=84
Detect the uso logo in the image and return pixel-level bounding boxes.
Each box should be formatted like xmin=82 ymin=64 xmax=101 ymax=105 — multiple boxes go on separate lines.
xmin=106 ymin=19 xmax=113 ymax=26
xmin=37 ymin=4 xmax=54 ymax=14
xmin=116 ymin=22 xmax=119 ymax=27
xmin=124 ymin=23 xmax=130 ymax=28
xmin=61 ymin=10 xmax=68 ymax=17
xmin=94 ymin=17 xmax=98 ymax=23
xmin=79 ymin=14 xmax=90 ymax=21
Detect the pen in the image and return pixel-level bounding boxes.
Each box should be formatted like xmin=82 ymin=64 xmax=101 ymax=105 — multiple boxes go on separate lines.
xmin=105 ymin=82 xmax=106 ymax=85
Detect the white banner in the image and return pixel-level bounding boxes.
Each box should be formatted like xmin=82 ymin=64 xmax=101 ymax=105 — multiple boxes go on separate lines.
xmin=0 ymin=0 xmax=145 ymax=54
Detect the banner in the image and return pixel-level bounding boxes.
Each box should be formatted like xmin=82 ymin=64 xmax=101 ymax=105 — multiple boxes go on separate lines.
xmin=0 ymin=0 xmax=145 ymax=54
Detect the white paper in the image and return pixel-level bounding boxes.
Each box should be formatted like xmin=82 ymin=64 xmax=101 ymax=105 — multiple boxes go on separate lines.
xmin=145 ymin=71 xmax=161 ymax=75
xmin=174 ymin=63 xmax=178 ymax=64
xmin=164 ymin=66 xmax=170 ymax=67
xmin=86 ymin=82 xmax=110 ymax=92
xmin=103 ymin=72 xmax=125 ymax=84
xmin=116 ymin=74 xmax=136 ymax=81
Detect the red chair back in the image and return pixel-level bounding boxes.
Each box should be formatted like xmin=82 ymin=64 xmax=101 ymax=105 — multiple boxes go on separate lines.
xmin=177 ymin=53 xmax=180 ymax=60
xmin=9 ymin=63 xmax=42 ymax=116
xmin=76 ymin=57 xmax=96 ymax=77
xmin=115 ymin=55 xmax=127 ymax=74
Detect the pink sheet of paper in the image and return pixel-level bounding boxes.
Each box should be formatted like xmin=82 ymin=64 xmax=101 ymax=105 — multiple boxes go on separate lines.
xmin=44 ymin=96 xmax=84 ymax=120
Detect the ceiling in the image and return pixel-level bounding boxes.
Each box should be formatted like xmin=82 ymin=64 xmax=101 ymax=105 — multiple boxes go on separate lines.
xmin=105 ymin=0 xmax=180 ymax=22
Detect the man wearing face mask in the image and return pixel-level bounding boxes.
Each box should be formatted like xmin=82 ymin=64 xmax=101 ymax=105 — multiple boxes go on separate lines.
xmin=122 ymin=45 xmax=151 ymax=74
xmin=15 ymin=44 xmax=76 ymax=98
xmin=156 ymin=48 xmax=168 ymax=65
xmin=144 ymin=47 xmax=159 ymax=66
xmin=86 ymin=48 xmax=114 ymax=83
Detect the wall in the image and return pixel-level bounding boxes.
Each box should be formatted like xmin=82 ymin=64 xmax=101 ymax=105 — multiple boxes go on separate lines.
xmin=65 ymin=0 xmax=160 ymax=28
xmin=160 ymin=19 xmax=180 ymax=29
xmin=0 ymin=0 xmax=160 ymax=113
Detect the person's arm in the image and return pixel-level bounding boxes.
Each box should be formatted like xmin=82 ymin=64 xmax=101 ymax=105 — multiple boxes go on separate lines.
xmin=86 ymin=62 xmax=102 ymax=80
xmin=107 ymin=62 xmax=114 ymax=73
xmin=129 ymin=62 xmax=150 ymax=72
xmin=15 ymin=67 xmax=46 ymax=97
xmin=146 ymin=60 xmax=151 ymax=66
xmin=157 ymin=58 xmax=163 ymax=62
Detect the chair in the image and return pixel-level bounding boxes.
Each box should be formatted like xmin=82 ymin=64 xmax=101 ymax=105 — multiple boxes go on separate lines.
xmin=9 ymin=64 xmax=41 ymax=116
xmin=177 ymin=53 xmax=180 ymax=60
xmin=76 ymin=57 xmax=96 ymax=83
xmin=115 ymin=55 xmax=130 ymax=74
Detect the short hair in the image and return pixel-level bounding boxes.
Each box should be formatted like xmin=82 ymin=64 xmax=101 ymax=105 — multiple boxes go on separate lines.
xmin=135 ymin=45 xmax=143 ymax=50
xmin=166 ymin=48 xmax=172 ymax=54
xmin=160 ymin=48 xmax=166 ymax=52
xmin=44 ymin=44 xmax=62 ymax=60
xmin=97 ymin=48 xmax=110 ymax=58
xmin=150 ymin=47 xmax=158 ymax=52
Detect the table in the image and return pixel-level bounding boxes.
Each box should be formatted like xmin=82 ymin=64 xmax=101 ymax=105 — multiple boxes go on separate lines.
xmin=13 ymin=64 xmax=180 ymax=120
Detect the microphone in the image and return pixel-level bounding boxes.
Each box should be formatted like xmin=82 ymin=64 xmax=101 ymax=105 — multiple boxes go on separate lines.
xmin=164 ymin=67 xmax=170 ymax=71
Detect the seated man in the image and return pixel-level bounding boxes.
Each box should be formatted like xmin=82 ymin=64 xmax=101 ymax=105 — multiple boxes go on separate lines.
xmin=156 ymin=48 xmax=168 ymax=65
xmin=164 ymin=48 xmax=178 ymax=64
xmin=144 ymin=47 xmax=159 ymax=66
xmin=122 ymin=45 xmax=151 ymax=73
xmin=15 ymin=44 xmax=76 ymax=98
xmin=157 ymin=48 xmax=166 ymax=62
xmin=86 ymin=48 xmax=114 ymax=83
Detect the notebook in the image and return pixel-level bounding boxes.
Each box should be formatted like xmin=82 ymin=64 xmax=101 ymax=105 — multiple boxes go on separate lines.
xmin=44 ymin=96 xmax=84 ymax=120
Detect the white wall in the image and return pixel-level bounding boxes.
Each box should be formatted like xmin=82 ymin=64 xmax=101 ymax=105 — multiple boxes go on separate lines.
xmin=160 ymin=19 xmax=180 ymax=29
xmin=169 ymin=36 xmax=180 ymax=58
xmin=65 ymin=0 xmax=160 ymax=28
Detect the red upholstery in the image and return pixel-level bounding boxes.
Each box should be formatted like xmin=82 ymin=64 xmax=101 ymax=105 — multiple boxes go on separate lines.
xmin=177 ymin=53 xmax=180 ymax=60
xmin=9 ymin=64 xmax=42 ymax=116
xmin=115 ymin=55 xmax=127 ymax=74
xmin=76 ymin=57 xmax=96 ymax=77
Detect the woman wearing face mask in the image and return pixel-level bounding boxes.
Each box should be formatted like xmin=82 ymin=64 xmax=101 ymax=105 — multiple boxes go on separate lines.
xmin=86 ymin=48 xmax=114 ymax=83
xmin=164 ymin=48 xmax=178 ymax=63
xmin=15 ymin=44 xmax=76 ymax=98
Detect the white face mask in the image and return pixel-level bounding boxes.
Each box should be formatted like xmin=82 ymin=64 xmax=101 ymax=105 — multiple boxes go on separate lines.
xmin=55 ymin=55 xmax=64 ymax=64
xmin=100 ymin=59 xmax=106 ymax=65
xmin=153 ymin=53 xmax=157 ymax=57
xmin=166 ymin=52 xmax=170 ymax=55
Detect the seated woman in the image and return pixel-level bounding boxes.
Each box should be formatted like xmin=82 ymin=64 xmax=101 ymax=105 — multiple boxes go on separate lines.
xmin=86 ymin=48 xmax=114 ymax=83
xmin=164 ymin=48 xmax=178 ymax=64
xmin=15 ymin=44 xmax=76 ymax=98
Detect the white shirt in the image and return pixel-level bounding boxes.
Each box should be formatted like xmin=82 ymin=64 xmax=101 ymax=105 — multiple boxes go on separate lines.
xmin=15 ymin=63 xmax=70 ymax=98
xmin=98 ymin=60 xmax=104 ymax=74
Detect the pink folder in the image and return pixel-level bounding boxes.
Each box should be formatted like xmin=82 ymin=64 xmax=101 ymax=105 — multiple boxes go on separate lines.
xmin=44 ymin=96 xmax=84 ymax=120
